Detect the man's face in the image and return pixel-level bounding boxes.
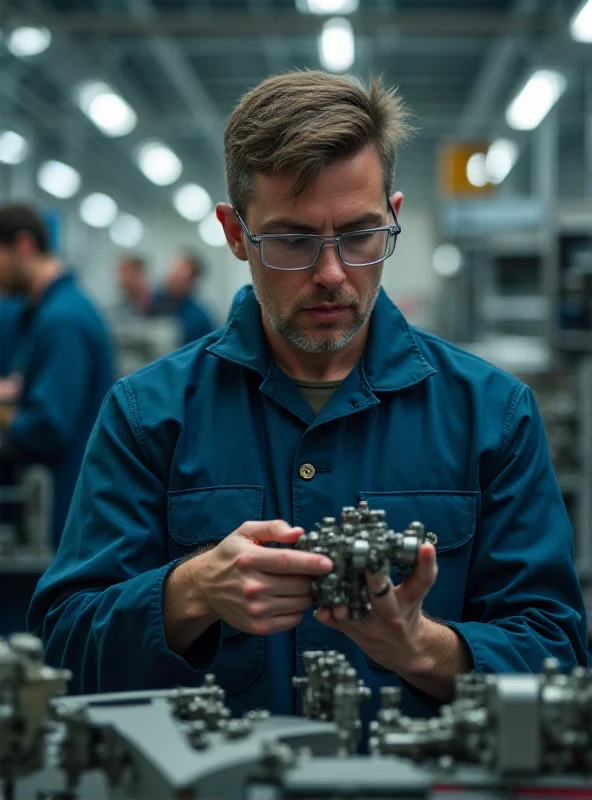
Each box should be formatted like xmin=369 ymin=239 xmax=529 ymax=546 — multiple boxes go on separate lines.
xmin=0 ymin=243 xmax=27 ymax=295
xmin=242 ymin=146 xmax=388 ymax=354
xmin=165 ymin=258 xmax=195 ymax=298
xmin=117 ymin=260 xmax=145 ymax=297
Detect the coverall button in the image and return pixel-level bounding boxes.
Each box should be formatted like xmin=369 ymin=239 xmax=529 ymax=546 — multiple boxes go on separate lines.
xmin=299 ymin=463 xmax=316 ymax=480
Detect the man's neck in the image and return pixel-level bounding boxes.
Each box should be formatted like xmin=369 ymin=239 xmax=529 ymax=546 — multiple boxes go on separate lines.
xmin=262 ymin=315 xmax=370 ymax=383
xmin=27 ymin=257 xmax=63 ymax=303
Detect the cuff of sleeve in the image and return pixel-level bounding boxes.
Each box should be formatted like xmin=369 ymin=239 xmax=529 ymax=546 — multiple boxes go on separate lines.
xmin=443 ymin=620 xmax=492 ymax=673
xmin=151 ymin=561 xmax=222 ymax=679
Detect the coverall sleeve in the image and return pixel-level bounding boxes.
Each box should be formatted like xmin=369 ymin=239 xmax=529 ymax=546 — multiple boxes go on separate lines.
xmin=446 ymin=385 xmax=589 ymax=671
xmin=8 ymin=319 xmax=91 ymax=457
xmin=27 ymin=380 xmax=222 ymax=693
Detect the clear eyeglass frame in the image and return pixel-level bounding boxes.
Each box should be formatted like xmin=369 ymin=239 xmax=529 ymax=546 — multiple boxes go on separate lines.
xmin=233 ymin=199 xmax=401 ymax=271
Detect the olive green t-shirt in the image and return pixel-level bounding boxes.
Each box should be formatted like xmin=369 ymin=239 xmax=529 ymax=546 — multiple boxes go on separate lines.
xmin=294 ymin=378 xmax=344 ymax=416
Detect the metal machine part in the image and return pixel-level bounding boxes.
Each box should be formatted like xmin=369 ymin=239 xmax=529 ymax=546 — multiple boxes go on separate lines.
xmin=292 ymin=650 xmax=371 ymax=754
xmin=6 ymin=636 xmax=592 ymax=799
xmin=0 ymin=464 xmax=54 ymax=573
xmin=0 ymin=633 xmax=70 ymax=795
xmin=295 ymin=501 xmax=435 ymax=619
xmin=369 ymin=657 xmax=592 ymax=777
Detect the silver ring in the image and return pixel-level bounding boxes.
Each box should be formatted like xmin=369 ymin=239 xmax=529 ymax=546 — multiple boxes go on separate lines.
xmin=372 ymin=581 xmax=391 ymax=599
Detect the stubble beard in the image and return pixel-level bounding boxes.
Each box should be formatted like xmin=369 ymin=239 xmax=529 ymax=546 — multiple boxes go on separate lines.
xmin=249 ymin=260 xmax=382 ymax=354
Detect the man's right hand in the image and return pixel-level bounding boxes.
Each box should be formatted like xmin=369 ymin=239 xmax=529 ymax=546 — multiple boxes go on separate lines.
xmin=197 ymin=520 xmax=332 ymax=635
xmin=163 ymin=520 xmax=333 ymax=654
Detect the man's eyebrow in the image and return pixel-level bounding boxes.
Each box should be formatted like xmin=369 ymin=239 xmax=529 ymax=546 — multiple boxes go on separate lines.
xmin=259 ymin=212 xmax=386 ymax=235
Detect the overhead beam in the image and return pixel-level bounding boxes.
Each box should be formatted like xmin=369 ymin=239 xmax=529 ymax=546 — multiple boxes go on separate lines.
xmin=121 ymin=0 xmax=225 ymax=162
xmin=0 ymin=9 xmax=561 ymax=37
xmin=456 ymin=0 xmax=542 ymax=138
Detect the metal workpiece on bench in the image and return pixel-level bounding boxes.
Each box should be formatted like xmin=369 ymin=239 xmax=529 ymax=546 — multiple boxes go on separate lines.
xmin=295 ymin=501 xmax=435 ymax=619
xmin=369 ymin=657 xmax=592 ymax=777
xmin=293 ymin=650 xmax=371 ymax=754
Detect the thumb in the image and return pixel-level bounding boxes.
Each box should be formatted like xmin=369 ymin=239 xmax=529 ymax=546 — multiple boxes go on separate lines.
xmin=239 ymin=519 xmax=304 ymax=545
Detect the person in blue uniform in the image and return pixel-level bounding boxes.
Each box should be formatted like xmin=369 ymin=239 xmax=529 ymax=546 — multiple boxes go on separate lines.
xmin=0 ymin=204 xmax=114 ymax=633
xmin=0 ymin=295 xmax=25 ymax=377
xmin=29 ymin=72 xmax=587 ymax=738
xmin=151 ymin=251 xmax=216 ymax=344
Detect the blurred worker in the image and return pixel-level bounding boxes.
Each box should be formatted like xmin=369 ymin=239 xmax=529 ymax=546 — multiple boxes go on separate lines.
xmin=151 ymin=251 xmax=216 ymax=344
xmin=0 ymin=294 xmax=25 ymax=378
xmin=31 ymin=73 xmax=586 ymax=737
xmin=0 ymin=204 xmax=114 ymax=632
xmin=116 ymin=254 xmax=152 ymax=315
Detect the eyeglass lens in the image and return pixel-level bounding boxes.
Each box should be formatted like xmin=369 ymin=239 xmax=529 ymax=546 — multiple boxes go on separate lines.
xmin=261 ymin=229 xmax=394 ymax=270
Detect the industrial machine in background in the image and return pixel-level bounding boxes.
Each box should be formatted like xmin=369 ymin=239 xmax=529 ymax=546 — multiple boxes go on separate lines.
xmin=0 ymin=457 xmax=54 ymax=576
xmin=2 ymin=634 xmax=592 ymax=800
xmin=108 ymin=315 xmax=183 ymax=377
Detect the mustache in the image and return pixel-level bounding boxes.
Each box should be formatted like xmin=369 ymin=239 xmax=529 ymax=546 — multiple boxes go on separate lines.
xmin=293 ymin=291 xmax=357 ymax=311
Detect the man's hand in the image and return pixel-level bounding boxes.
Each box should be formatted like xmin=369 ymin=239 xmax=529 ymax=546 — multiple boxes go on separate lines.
xmin=314 ymin=542 xmax=438 ymax=674
xmin=197 ymin=520 xmax=333 ymax=635
xmin=0 ymin=376 xmax=21 ymax=405
xmin=163 ymin=519 xmax=333 ymax=654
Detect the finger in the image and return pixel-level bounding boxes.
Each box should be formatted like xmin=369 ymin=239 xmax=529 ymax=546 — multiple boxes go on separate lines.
xmin=239 ymin=519 xmax=305 ymax=546
xmin=246 ymin=545 xmax=333 ymax=577
xmin=332 ymin=604 xmax=349 ymax=622
xmin=365 ymin=571 xmax=400 ymax=620
xmin=254 ymin=575 xmax=313 ymax=597
xmin=395 ymin=543 xmax=437 ymax=606
xmin=251 ymin=594 xmax=313 ymax=618
xmin=313 ymin=607 xmax=338 ymax=628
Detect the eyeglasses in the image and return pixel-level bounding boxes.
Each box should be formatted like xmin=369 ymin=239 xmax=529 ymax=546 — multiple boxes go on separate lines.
xmin=233 ymin=200 xmax=401 ymax=271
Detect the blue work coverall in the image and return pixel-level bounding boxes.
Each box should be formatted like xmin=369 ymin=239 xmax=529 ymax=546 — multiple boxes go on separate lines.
xmin=2 ymin=273 xmax=114 ymax=633
xmin=29 ymin=286 xmax=588 ymax=734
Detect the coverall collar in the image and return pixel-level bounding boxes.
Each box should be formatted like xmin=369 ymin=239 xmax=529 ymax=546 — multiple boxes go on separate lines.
xmin=208 ymin=285 xmax=436 ymax=394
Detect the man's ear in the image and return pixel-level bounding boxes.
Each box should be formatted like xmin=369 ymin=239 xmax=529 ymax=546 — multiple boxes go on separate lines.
xmin=390 ymin=191 xmax=403 ymax=218
xmin=216 ymin=204 xmax=248 ymax=261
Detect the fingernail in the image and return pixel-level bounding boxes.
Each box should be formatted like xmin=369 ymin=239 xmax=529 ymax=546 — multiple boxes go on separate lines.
xmin=319 ymin=557 xmax=333 ymax=570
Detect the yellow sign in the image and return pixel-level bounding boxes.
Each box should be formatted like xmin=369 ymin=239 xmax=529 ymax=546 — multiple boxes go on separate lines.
xmin=438 ymin=141 xmax=494 ymax=197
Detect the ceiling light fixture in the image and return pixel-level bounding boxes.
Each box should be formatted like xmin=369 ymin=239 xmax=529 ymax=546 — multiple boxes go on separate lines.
xmin=78 ymin=82 xmax=137 ymax=137
xmin=0 ymin=131 xmax=29 ymax=164
xmin=506 ymin=69 xmax=567 ymax=131
xmin=80 ymin=193 xmax=118 ymax=228
xmin=173 ymin=184 xmax=212 ymax=222
xmin=486 ymin=139 xmax=519 ymax=184
xmin=319 ymin=17 xmax=355 ymax=73
xmin=109 ymin=213 xmax=144 ymax=247
xmin=466 ymin=152 xmax=488 ymax=188
xmin=137 ymin=141 xmax=182 ymax=186
xmin=570 ymin=0 xmax=592 ymax=42
xmin=37 ymin=160 xmax=81 ymax=199
xmin=296 ymin=0 xmax=359 ymax=14
xmin=7 ymin=26 xmax=51 ymax=57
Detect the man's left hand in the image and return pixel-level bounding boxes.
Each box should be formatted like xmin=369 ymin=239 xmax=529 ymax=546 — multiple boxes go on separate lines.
xmin=314 ymin=542 xmax=438 ymax=675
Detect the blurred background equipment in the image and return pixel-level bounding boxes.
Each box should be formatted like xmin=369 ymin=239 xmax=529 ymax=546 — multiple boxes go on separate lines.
xmin=4 ymin=636 xmax=592 ymax=800
xmin=0 ymin=0 xmax=591 ymax=640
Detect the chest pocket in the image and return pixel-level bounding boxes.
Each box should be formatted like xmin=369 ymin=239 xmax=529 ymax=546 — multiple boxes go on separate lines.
xmin=167 ymin=485 xmax=265 ymax=695
xmin=358 ymin=490 xmax=479 ymax=622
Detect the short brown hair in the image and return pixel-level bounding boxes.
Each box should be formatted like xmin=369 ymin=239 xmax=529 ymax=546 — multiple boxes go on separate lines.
xmin=0 ymin=204 xmax=49 ymax=253
xmin=225 ymin=70 xmax=412 ymax=212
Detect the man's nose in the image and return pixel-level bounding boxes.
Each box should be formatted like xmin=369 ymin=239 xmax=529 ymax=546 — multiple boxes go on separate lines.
xmin=312 ymin=243 xmax=347 ymax=289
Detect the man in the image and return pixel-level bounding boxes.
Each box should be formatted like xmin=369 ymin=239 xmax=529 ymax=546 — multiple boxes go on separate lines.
xmin=151 ymin=252 xmax=216 ymax=344
xmin=0 ymin=204 xmax=114 ymax=631
xmin=116 ymin=254 xmax=152 ymax=316
xmin=29 ymin=72 xmax=587 ymax=735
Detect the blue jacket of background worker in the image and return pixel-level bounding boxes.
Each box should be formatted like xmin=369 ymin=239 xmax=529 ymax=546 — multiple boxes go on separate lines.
xmin=7 ymin=272 xmax=114 ymax=545
xmin=150 ymin=289 xmax=216 ymax=345
xmin=29 ymin=285 xmax=588 ymax=740
xmin=0 ymin=296 xmax=26 ymax=375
